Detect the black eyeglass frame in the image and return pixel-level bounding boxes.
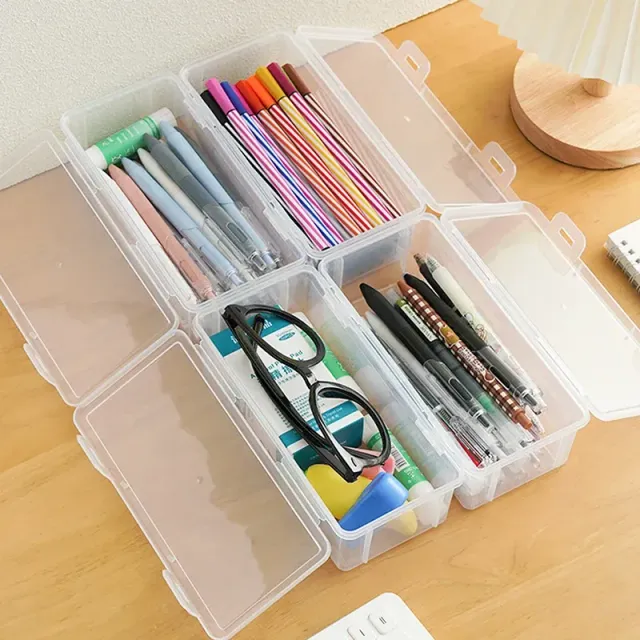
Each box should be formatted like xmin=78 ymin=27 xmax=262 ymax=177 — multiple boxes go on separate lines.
xmin=222 ymin=303 xmax=392 ymax=482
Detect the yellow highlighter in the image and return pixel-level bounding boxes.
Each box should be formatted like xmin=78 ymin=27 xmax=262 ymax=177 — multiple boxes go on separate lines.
xmin=255 ymin=66 xmax=383 ymax=227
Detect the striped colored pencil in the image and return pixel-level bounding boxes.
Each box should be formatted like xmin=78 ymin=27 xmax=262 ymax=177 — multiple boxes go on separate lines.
xmin=205 ymin=78 xmax=328 ymax=250
xmin=267 ymin=63 xmax=395 ymax=224
xmin=283 ymin=63 xmax=402 ymax=219
xmin=237 ymin=80 xmax=363 ymax=238
xmin=221 ymin=81 xmax=342 ymax=247
xmin=246 ymin=76 xmax=372 ymax=235
xmin=255 ymin=66 xmax=384 ymax=228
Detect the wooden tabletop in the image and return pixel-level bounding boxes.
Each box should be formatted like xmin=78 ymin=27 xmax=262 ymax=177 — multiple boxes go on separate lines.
xmin=2 ymin=2 xmax=640 ymax=639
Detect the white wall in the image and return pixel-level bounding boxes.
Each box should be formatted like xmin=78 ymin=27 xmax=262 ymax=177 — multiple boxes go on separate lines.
xmin=0 ymin=0 xmax=454 ymax=157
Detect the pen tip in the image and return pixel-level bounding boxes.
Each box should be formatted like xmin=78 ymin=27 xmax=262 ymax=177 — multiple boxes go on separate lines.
xmin=107 ymin=163 xmax=122 ymax=178
xmin=425 ymin=255 xmax=440 ymax=273
xmin=158 ymin=120 xmax=175 ymax=136
xmin=143 ymin=133 xmax=160 ymax=149
xmin=413 ymin=253 xmax=426 ymax=266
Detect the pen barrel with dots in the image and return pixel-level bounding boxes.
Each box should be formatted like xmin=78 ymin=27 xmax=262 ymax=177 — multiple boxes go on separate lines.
xmin=401 ymin=285 xmax=533 ymax=431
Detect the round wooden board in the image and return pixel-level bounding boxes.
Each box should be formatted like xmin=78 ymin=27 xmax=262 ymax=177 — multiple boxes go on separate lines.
xmin=511 ymin=52 xmax=640 ymax=169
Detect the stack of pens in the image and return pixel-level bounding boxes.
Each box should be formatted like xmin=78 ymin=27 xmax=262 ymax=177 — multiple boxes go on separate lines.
xmin=361 ymin=254 xmax=547 ymax=469
xmin=200 ymin=62 xmax=402 ymax=251
xmin=94 ymin=114 xmax=279 ymax=303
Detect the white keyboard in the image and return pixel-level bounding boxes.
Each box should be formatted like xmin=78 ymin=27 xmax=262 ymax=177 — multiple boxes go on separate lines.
xmin=309 ymin=593 xmax=435 ymax=639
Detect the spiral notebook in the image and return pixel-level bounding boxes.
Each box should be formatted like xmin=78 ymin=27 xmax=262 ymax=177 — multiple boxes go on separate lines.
xmin=606 ymin=219 xmax=640 ymax=291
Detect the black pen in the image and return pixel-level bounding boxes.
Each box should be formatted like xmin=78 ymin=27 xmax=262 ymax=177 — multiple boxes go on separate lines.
xmin=404 ymin=273 xmax=545 ymax=414
xmin=365 ymin=310 xmax=502 ymax=466
xmin=387 ymin=288 xmax=527 ymax=452
xmin=387 ymin=289 xmax=499 ymax=413
xmin=360 ymin=284 xmax=492 ymax=428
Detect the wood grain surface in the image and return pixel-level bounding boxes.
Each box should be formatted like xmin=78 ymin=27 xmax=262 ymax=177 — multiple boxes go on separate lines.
xmin=2 ymin=2 xmax=640 ymax=639
xmin=511 ymin=52 xmax=640 ymax=169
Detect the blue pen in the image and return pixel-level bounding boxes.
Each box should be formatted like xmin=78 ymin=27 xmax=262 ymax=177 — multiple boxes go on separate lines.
xmin=158 ymin=121 xmax=278 ymax=272
xmin=121 ymin=158 xmax=245 ymax=290
xmin=220 ymin=82 xmax=342 ymax=247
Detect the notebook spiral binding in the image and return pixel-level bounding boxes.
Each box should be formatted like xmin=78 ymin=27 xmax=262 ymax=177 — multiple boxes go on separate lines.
xmin=606 ymin=219 xmax=640 ymax=291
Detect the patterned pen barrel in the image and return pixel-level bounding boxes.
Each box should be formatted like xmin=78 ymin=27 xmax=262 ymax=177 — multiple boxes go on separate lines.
xmin=397 ymin=281 xmax=538 ymax=433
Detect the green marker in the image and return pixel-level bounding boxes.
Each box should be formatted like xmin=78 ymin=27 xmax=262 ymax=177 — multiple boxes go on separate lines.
xmin=85 ymin=108 xmax=176 ymax=170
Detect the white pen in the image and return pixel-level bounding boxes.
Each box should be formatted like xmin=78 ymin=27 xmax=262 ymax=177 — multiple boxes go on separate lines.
xmin=137 ymin=148 xmax=253 ymax=283
xmin=103 ymin=173 xmax=198 ymax=304
xmin=422 ymin=255 xmax=498 ymax=346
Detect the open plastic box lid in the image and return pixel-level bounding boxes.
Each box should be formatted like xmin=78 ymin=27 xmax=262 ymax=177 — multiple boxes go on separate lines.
xmin=0 ymin=131 xmax=176 ymax=405
xmin=0 ymin=133 xmax=330 ymax=639
xmin=441 ymin=202 xmax=640 ymax=422
xmin=296 ymin=26 xmax=519 ymax=212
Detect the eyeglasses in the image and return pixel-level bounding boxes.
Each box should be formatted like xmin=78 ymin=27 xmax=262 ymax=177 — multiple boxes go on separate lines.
xmin=222 ymin=303 xmax=392 ymax=482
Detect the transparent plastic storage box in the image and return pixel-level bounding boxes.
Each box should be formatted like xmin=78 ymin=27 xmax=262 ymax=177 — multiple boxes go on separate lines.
xmin=194 ymin=265 xmax=461 ymax=569
xmin=319 ymin=208 xmax=640 ymax=508
xmin=60 ymin=73 xmax=306 ymax=321
xmin=180 ymin=27 xmax=519 ymax=260
xmin=1 ymin=20 xmax=638 ymax=640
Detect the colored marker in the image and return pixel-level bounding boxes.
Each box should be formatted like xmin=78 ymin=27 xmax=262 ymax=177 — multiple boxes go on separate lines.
xmin=236 ymin=79 xmax=361 ymax=238
xmin=283 ymin=62 xmax=402 ymax=218
xmin=256 ymin=66 xmax=384 ymax=227
xmin=205 ymin=77 xmax=329 ymax=250
xmin=246 ymin=75 xmax=372 ymax=234
xmin=221 ymin=81 xmax=343 ymax=246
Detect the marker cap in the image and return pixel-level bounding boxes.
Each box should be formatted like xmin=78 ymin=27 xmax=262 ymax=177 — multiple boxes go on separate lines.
xmin=267 ymin=63 xmax=297 ymax=97
xmin=205 ymin=78 xmax=235 ymax=115
xmin=247 ymin=76 xmax=276 ymax=109
xmin=255 ymin=67 xmax=285 ymax=101
xmin=201 ymin=90 xmax=228 ymax=124
xmin=221 ymin=81 xmax=248 ymax=115
xmin=283 ymin=63 xmax=312 ymax=96
xmin=236 ymin=80 xmax=264 ymax=115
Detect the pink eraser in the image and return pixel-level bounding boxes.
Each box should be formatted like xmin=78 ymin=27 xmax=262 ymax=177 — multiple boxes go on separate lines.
xmin=267 ymin=62 xmax=297 ymax=97
xmin=356 ymin=448 xmax=396 ymax=480
xmin=205 ymin=78 xmax=234 ymax=115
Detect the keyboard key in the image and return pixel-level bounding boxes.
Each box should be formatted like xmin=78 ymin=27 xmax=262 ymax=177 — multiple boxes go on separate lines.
xmin=348 ymin=623 xmax=377 ymax=639
xmin=369 ymin=612 xmax=395 ymax=634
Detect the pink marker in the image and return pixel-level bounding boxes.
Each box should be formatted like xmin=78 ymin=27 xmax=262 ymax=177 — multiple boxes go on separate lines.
xmin=205 ymin=78 xmax=328 ymax=250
